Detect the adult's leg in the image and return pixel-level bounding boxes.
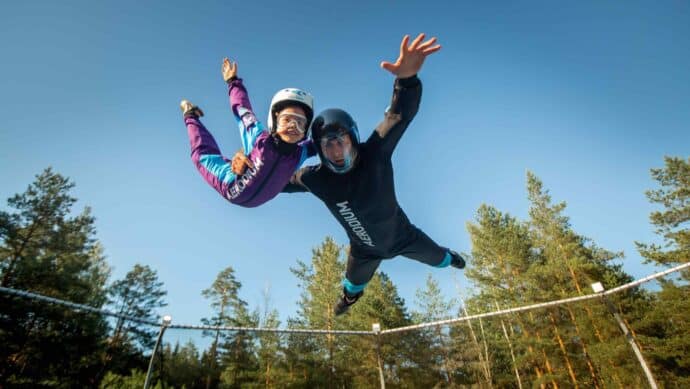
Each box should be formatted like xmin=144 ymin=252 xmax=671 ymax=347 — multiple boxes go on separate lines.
xmin=397 ymin=227 xmax=463 ymax=269
xmin=185 ymin=116 xmax=236 ymax=198
xmin=343 ymin=253 xmax=382 ymax=295
xmin=334 ymin=252 xmax=382 ymax=315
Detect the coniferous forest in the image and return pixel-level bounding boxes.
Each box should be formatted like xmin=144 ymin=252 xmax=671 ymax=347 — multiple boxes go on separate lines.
xmin=1 ymin=156 xmax=688 ymax=388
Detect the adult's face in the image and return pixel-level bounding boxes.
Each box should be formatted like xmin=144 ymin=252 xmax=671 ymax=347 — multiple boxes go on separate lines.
xmin=320 ymin=133 xmax=353 ymax=167
xmin=275 ymin=106 xmax=308 ymax=144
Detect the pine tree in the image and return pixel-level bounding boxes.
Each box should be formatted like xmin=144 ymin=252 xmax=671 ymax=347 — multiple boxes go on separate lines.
xmin=527 ymin=172 xmax=654 ymax=387
xmin=411 ymin=273 xmax=460 ymax=385
xmin=202 ymin=266 xmax=258 ymax=387
xmin=289 ymin=237 xmax=418 ymax=386
xmin=201 ymin=266 xmax=240 ymax=388
xmin=526 ymin=172 xmax=653 ymax=387
xmin=466 ymin=203 xmax=552 ymax=387
xmin=105 ymin=263 xmax=168 ymax=380
xmin=162 ymin=341 xmax=205 ymax=388
xmin=634 ymin=156 xmax=690 ymax=386
xmin=463 ymin=172 xmax=644 ymax=388
xmin=254 ymin=285 xmax=283 ymax=388
xmin=108 ymin=264 xmax=168 ymax=351
xmin=345 ymin=272 xmax=415 ymax=387
xmin=0 ymin=168 xmax=110 ymax=386
xmin=289 ymin=237 xmax=346 ymax=386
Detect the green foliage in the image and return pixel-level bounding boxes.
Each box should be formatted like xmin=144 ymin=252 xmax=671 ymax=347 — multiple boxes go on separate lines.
xmin=161 ymin=341 xmax=206 ymax=388
xmin=0 ymin=168 xmax=111 ymax=387
xmin=462 ymin=172 xmax=647 ymax=387
xmin=104 ymin=263 xmax=168 ymax=384
xmin=633 ymin=156 xmax=690 ymax=386
xmin=100 ymin=369 xmax=162 ymax=389
xmin=108 ymin=264 xmax=168 ymax=351
xmin=636 ymin=156 xmax=690 ymax=271
xmin=4 ymin=159 xmax=688 ymax=387
xmin=253 ymin=287 xmax=282 ymax=388
xmin=201 ymin=266 xmax=259 ymax=388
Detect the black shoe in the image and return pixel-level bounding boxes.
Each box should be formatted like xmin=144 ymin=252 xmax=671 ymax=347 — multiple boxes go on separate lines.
xmin=334 ymin=289 xmax=363 ymax=316
xmin=450 ymin=250 xmax=465 ymax=269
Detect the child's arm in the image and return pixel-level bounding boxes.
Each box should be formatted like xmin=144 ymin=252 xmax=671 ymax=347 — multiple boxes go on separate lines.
xmin=222 ymin=58 xmax=265 ymax=154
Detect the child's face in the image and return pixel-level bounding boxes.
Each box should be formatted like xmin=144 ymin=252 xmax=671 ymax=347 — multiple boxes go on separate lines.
xmin=320 ymin=132 xmax=353 ymax=167
xmin=275 ymin=106 xmax=307 ymax=144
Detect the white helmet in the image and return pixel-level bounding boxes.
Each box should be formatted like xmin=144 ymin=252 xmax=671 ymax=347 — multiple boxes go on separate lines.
xmin=267 ymin=88 xmax=314 ymax=134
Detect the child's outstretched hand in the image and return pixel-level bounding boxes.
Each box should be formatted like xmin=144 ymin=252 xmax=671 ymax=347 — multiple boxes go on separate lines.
xmin=222 ymin=57 xmax=238 ymax=83
xmin=380 ymin=33 xmax=441 ymax=79
xmin=231 ymin=150 xmax=253 ymax=175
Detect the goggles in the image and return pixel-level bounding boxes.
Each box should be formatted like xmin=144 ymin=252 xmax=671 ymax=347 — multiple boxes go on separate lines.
xmin=277 ymin=112 xmax=308 ymax=133
xmin=319 ymin=132 xmax=351 ymax=150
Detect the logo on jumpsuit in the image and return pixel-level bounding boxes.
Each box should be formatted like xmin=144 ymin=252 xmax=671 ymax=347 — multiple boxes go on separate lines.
xmin=336 ymin=201 xmax=374 ymax=247
xmin=227 ymin=157 xmax=264 ymax=200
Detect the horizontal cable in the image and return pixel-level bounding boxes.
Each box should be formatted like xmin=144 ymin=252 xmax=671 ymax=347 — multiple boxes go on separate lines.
xmin=380 ymin=261 xmax=690 ymax=335
xmin=0 ymin=285 xmax=372 ymax=335
xmin=166 ymin=323 xmax=373 ymax=336
xmin=0 ymin=286 xmax=160 ymax=327
xmin=1 ymin=262 xmax=687 ymax=336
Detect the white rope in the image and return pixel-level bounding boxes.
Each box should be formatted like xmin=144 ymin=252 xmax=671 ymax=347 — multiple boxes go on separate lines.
xmin=0 ymin=286 xmax=371 ymax=335
xmin=166 ymin=323 xmax=373 ymax=336
xmin=1 ymin=262 xmax=688 ymax=336
xmin=0 ymin=286 xmax=160 ymax=327
xmin=380 ymin=262 xmax=690 ymax=335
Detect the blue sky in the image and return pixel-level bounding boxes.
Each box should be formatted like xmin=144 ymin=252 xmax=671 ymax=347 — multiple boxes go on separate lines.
xmin=1 ymin=0 xmax=688 ymax=347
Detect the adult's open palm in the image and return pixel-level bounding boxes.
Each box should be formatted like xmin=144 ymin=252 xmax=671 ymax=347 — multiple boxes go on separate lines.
xmin=380 ymin=33 xmax=441 ymax=78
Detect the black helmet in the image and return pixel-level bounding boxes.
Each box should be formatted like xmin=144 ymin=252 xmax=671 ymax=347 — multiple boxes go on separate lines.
xmin=311 ymin=108 xmax=360 ymax=173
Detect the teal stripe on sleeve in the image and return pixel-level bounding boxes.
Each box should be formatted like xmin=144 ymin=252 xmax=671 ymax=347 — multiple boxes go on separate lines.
xmin=238 ymin=119 xmax=266 ymax=155
xmin=199 ymin=155 xmax=237 ymax=184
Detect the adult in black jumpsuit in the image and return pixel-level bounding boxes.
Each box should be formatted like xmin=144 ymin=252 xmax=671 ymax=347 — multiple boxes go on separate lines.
xmin=283 ymin=34 xmax=465 ymax=315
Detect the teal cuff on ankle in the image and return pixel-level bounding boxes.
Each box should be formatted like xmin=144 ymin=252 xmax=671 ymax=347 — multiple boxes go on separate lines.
xmin=435 ymin=252 xmax=452 ymax=268
xmin=343 ymin=279 xmax=366 ymax=294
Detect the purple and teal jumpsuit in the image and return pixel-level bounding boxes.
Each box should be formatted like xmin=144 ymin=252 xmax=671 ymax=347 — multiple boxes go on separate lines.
xmin=184 ymin=78 xmax=314 ymax=207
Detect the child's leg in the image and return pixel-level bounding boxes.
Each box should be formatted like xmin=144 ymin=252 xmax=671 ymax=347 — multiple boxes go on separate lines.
xmin=185 ymin=116 xmax=236 ymax=199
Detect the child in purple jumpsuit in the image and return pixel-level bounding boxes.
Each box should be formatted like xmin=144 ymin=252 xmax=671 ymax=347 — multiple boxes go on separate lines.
xmin=181 ymin=58 xmax=315 ymax=207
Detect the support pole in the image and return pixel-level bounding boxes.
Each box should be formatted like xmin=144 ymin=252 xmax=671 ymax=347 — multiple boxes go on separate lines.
xmin=373 ymin=323 xmax=385 ymax=389
xmin=495 ymin=301 xmax=523 ymax=389
xmin=591 ymin=283 xmax=658 ymax=389
xmin=144 ymin=315 xmax=172 ymax=389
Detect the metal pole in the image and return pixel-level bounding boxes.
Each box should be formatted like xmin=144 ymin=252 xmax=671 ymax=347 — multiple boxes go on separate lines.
xmin=373 ymin=323 xmax=385 ymax=389
xmin=495 ymin=301 xmax=522 ymax=389
xmin=591 ymin=283 xmax=658 ymax=389
xmin=144 ymin=315 xmax=172 ymax=389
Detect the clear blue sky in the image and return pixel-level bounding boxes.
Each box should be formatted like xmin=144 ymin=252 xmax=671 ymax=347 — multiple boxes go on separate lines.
xmin=1 ymin=0 xmax=688 ymax=347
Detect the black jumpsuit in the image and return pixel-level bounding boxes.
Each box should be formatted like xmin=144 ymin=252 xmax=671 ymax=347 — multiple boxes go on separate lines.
xmin=287 ymin=75 xmax=450 ymax=291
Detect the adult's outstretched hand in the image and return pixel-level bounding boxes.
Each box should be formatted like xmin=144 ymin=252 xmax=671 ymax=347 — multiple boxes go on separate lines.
xmin=380 ymin=33 xmax=441 ymax=79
